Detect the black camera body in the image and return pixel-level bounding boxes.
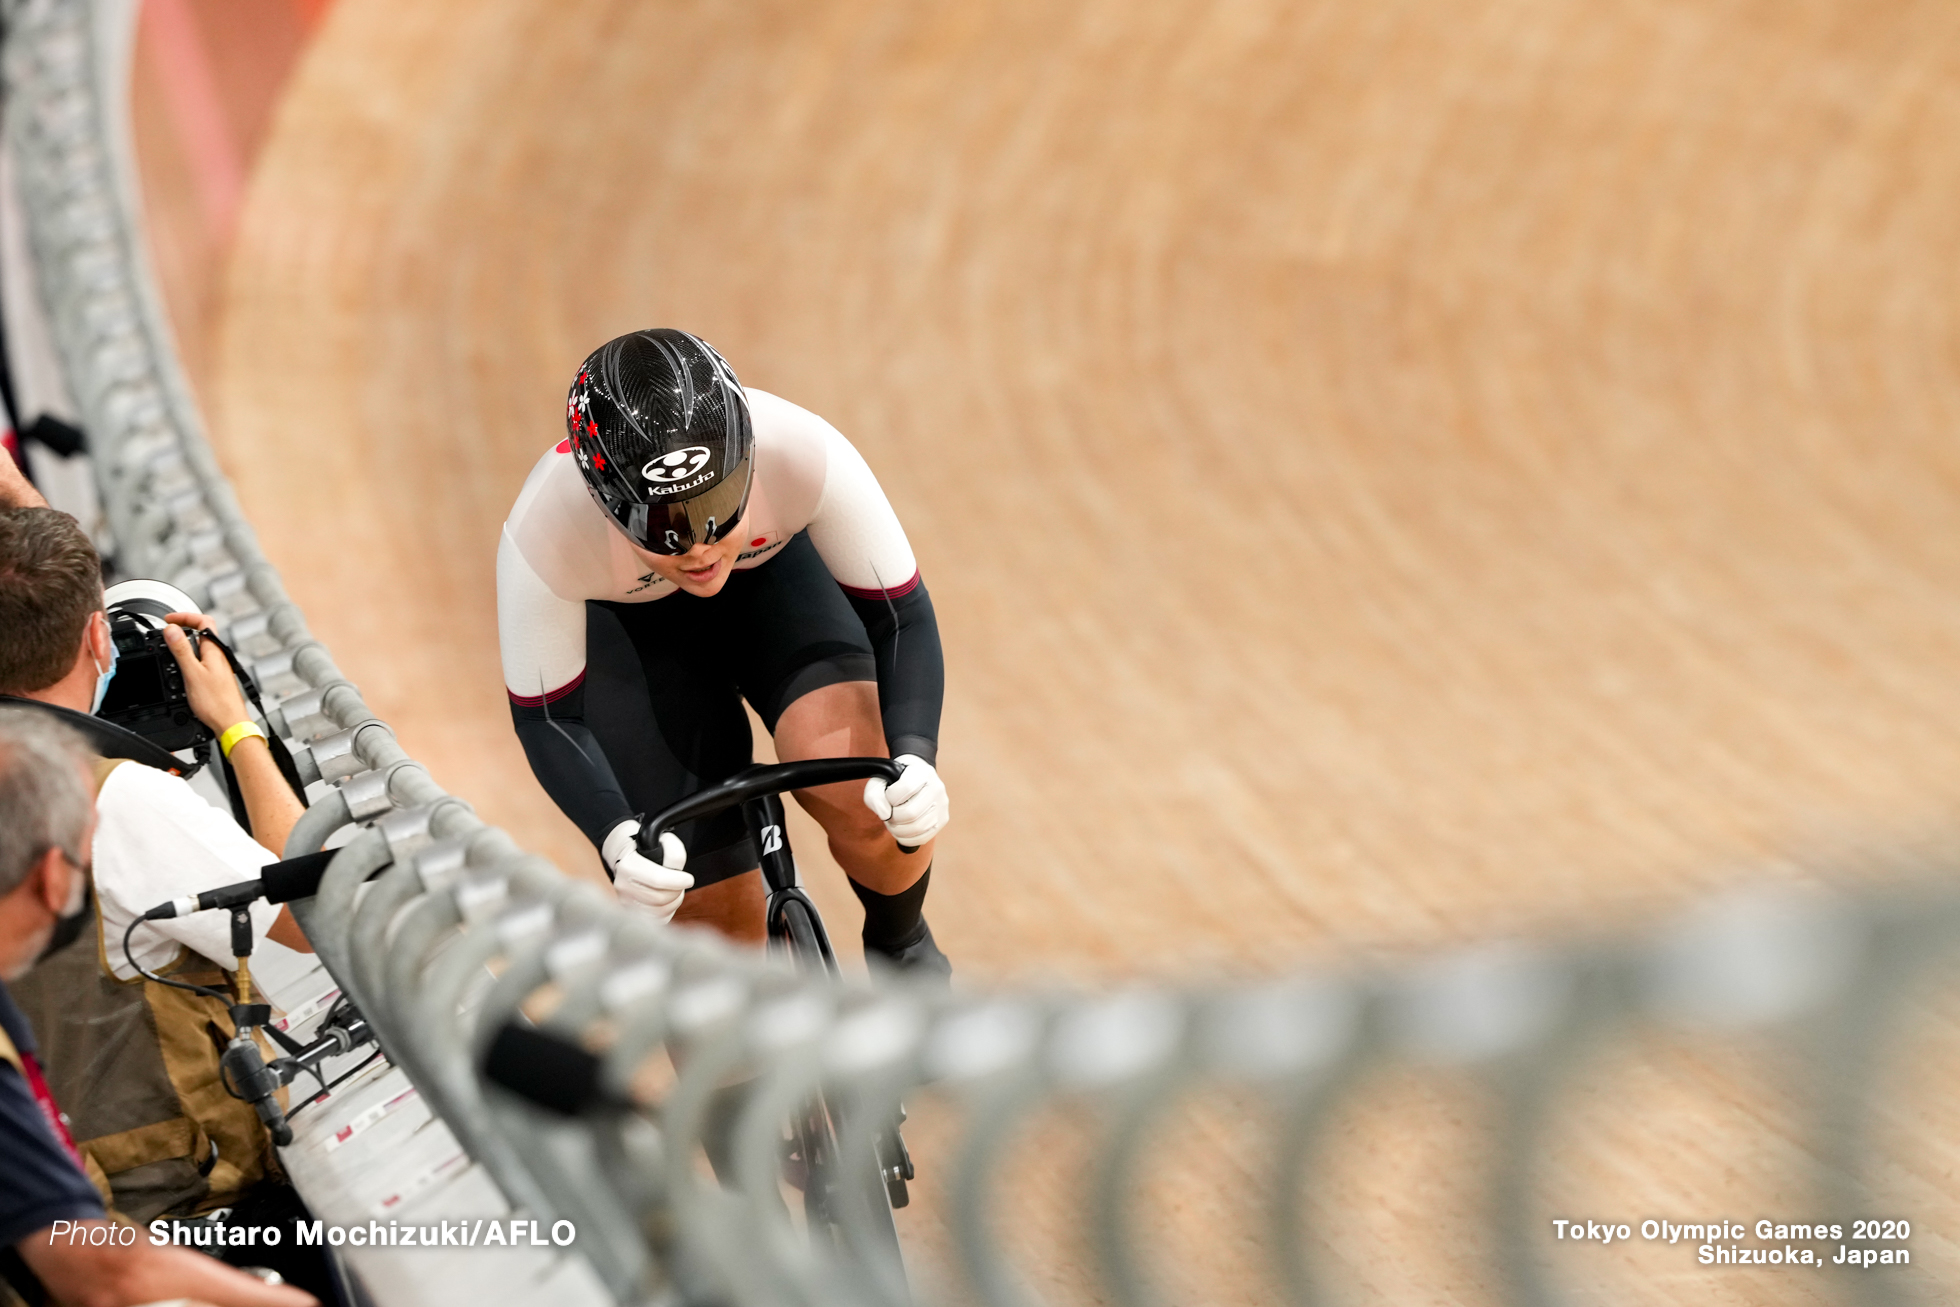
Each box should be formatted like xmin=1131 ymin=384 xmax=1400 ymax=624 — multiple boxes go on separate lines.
xmin=94 ymin=583 xmax=260 ymax=756
xmin=96 ymin=605 xmax=208 ymax=752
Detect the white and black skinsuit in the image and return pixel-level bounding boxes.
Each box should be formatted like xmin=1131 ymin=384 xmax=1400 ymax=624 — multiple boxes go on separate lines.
xmin=496 ymin=388 xmax=944 ymax=884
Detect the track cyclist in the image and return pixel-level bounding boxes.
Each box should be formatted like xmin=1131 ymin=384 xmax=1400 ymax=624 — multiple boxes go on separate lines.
xmin=497 ymin=329 xmax=951 ymax=979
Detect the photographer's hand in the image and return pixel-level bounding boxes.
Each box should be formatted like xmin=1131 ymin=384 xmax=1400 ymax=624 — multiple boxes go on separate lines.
xmin=163 ymin=615 xmax=310 ymax=952
xmin=162 ymin=614 xmax=251 ymax=732
xmin=0 ymin=450 xmax=47 ymax=508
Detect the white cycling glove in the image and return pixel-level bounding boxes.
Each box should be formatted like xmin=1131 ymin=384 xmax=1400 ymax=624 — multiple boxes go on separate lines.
xmin=863 ymin=755 xmax=950 ymax=847
xmin=603 ymin=819 xmax=693 ymax=922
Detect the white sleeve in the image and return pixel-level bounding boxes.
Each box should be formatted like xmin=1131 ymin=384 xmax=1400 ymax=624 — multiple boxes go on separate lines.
xmin=804 ymin=425 xmax=919 ymax=594
xmin=91 ymin=764 xmax=281 ymax=980
xmin=498 ymin=527 xmax=590 ymax=699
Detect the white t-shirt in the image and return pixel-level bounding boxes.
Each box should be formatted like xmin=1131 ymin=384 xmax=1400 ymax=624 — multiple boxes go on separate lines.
xmin=92 ymin=762 xmax=281 ymax=980
xmin=496 ymin=387 xmax=920 ymax=701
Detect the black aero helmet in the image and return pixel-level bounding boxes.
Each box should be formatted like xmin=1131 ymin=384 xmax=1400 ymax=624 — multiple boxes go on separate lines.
xmin=566 ymin=329 xmax=755 ymax=555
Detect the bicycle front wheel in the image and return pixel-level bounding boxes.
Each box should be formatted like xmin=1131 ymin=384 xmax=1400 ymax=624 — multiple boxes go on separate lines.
xmin=775 ymin=897 xmax=907 ymax=1277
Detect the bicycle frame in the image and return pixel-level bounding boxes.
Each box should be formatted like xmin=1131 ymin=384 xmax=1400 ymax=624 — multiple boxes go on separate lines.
xmin=640 ymin=757 xmax=918 ymax=1214
xmin=747 ymin=789 xmax=837 ymax=967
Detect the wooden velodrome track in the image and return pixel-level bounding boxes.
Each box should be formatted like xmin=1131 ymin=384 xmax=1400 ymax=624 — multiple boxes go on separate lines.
xmin=133 ymin=0 xmax=1960 ymax=1301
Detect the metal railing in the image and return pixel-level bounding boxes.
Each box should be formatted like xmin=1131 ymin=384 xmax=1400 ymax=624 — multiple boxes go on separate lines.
xmin=3 ymin=2 xmax=1944 ymax=1304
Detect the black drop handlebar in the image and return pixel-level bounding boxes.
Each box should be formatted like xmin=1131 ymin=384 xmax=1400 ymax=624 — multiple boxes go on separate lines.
xmin=638 ymin=756 xmax=905 ymax=857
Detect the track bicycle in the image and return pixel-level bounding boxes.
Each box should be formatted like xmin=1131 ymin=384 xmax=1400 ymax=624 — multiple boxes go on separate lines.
xmin=639 ymin=756 xmax=919 ymax=1261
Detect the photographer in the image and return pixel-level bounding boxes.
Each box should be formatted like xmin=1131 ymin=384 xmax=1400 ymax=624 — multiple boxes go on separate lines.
xmin=0 ymin=509 xmax=315 ymax=1243
xmin=0 ymin=711 xmax=313 ymax=1307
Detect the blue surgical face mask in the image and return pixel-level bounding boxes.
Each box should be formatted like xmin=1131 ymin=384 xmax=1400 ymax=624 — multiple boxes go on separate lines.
xmin=89 ymin=613 xmax=119 ymax=715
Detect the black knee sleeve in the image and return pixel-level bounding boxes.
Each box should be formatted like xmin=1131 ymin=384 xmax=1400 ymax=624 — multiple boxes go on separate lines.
xmin=849 ymin=864 xmax=931 ymax=952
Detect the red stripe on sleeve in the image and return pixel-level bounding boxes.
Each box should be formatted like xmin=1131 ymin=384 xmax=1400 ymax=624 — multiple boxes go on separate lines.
xmin=838 ymin=570 xmax=921 ymax=601
xmin=508 ymin=668 xmax=586 ymax=707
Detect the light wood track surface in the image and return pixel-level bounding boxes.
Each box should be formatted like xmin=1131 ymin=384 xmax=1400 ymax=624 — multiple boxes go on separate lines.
xmin=190 ymin=1 xmax=1960 ymax=1300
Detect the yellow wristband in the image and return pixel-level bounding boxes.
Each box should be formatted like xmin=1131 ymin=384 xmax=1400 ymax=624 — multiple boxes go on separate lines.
xmin=218 ymin=720 xmax=266 ymax=758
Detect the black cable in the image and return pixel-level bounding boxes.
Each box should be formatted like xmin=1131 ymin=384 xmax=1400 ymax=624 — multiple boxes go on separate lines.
xmin=121 ymin=919 xmax=266 ymax=1109
xmin=282 ymin=1051 xmax=383 ymax=1126
xmin=219 ymin=1056 xmax=250 ymax=1102
xmin=320 ymin=993 xmax=358 ymax=1030
xmin=125 ymin=900 xmax=376 ymax=1128
xmin=290 ymin=996 xmax=352 ymax=1095
xmin=121 ymin=915 xmax=229 ymax=1000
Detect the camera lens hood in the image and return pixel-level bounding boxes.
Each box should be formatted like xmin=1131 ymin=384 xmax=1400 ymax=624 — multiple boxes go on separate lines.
xmin=103 ymin=577 xmax=202 ymax=628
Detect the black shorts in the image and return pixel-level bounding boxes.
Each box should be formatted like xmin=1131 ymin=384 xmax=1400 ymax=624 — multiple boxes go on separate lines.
xmin=581 ymin=532 xmax=876 ymax=887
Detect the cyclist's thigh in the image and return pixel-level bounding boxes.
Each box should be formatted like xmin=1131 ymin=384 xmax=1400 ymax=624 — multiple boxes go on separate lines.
xmin=718 ymin=531 xmax=878 ymax=734
xmin=587 ymin=598 xmax=756 ymax=886
xmin=773 ymin=680 xmax=886 ymax=763
xmin=671 ymin=868 xmax=766 ymax=944
xmin=774 ymin=681 xmax=894 ymax=841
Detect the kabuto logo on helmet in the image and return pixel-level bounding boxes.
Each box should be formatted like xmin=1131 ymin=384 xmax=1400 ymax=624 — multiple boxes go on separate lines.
xmin=643 ymin=445 xmax=714 ymax=491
